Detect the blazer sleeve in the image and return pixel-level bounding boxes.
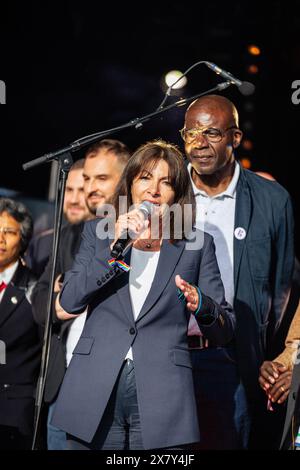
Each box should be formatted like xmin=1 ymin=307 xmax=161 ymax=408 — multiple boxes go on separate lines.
xmin=195 ymin=234 xmax=236 ymax=346
xmin=59 ymin=220 xmax=120 ymax=314
xmin=272 ymin=196 xmax=295 ymax=331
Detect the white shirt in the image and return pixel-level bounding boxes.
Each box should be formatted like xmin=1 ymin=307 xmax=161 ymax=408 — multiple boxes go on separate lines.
xmin=126 ymin=247 xmax=160 ymax=360
xmin=65 ymin=310 xmax=87 ymax=367
xmin=188 ymin=162 xmax=240 ymax=307
xmin=0 ymin=261 xmax=18 ymax=303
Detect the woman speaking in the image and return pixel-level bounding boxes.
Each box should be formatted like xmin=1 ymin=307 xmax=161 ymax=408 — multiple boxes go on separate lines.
xmin=51 ymin=140 xmax=235 ymax=450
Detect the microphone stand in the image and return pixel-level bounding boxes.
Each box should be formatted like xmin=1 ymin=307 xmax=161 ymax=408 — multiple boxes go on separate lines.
xmin=23 ymin=81 xmax=231 ymax=171
xmin=23 ymin=80 xmax=232 ymax=450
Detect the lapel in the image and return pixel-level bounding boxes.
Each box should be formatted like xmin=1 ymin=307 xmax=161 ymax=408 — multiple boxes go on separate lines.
xmin=136 ymin=238 xmax=185 ymax=323
xmin=114 ymin=248 xmax=135 ymax=324
xmin=0 ymin=262 xmax=27 ymax=329
xmin=115 ymin=240 xmax=185 ymax=324
xmin=234 ymin=167 xmax=252 ymax=288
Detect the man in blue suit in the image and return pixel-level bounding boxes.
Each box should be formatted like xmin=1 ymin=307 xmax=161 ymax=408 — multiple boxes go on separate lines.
xmin=51 ymin=140 xmax=235 ymax=450
xmin=181 ymin=95 xmax=295 ymax=449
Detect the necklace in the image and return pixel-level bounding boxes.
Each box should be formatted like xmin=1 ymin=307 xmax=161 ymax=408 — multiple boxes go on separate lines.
xmin=134 ymin=239 xmax=159 ymax=251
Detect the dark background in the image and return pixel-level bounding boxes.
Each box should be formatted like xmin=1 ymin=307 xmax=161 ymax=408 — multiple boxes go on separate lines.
xmin=0 ymin=0 xmax=299 ymax=251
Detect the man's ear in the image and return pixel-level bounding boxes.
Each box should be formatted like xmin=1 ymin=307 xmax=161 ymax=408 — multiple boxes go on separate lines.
xmin=233 ymin=129 xmax=243 ymax=149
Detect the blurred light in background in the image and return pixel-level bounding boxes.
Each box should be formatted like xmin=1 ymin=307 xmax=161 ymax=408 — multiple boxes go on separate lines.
xmin=247 ymin=44 xmax=261 ymax=56
xmin=240 ymin=157 xmax=252 ymax=169
xmin=242 ymin=139 xmax=254 ymax=151
xmin=244 ymin=101 xmax=255 ymax=112
xmin=247 ymin=64 xmax=259 ymax=74
xmin=164 ymin=70 xmax=187 ymax=89
xmin=242 ymin=120 xmax=254 ymax=131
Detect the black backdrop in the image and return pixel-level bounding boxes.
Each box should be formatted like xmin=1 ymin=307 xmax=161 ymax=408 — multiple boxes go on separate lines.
xmin=0 ymin=0 xmax=299 ymax=252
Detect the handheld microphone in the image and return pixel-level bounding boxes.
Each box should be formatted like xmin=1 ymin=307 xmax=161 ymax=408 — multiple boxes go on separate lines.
xmin=111 ymin=201 xmax=154 ymax=259
xmin=205 ymin=62 xmax=255 ymax=96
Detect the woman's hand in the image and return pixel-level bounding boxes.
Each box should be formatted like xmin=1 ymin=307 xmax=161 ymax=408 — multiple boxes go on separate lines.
xmin=110 ymin=209 xmax=149 ymax=251
xmin=54 ymin=274 xmax=64 ymax=293
xmin=175 ymin=274 xmax=199 ymax=312
xmin=55 ymin=293 xmax=80 ymax=320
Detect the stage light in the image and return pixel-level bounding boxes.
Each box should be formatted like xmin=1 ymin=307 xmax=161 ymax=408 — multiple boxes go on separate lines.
xmin=242 ymin=139 xmax=253 ymax=151
xmin=244 ymin=101 xmax=255 ymax=112
xmin=247 ymin=45 xmax=261 ymax=56
xmin=243 ymin=121 xmax=253 ymax=131
xmin=247 ymin=64 xmax=259 ymax=74
xmin=240 ymin=158 xmax=252 ymax=169
xmin=164 ymin=70 xmax=187 ymax=89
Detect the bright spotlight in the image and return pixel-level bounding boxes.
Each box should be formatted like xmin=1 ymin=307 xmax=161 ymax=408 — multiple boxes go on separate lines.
xmin=247 ymin=45 xmax=261 ymax=56
xmin=164 ymin=70 xmax=187 ymax=89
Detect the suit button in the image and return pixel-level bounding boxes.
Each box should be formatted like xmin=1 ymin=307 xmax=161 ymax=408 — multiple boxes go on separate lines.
xmin=109 ymin=270 xmax=114 ymax=276
xmin=101 ymin=276 xmax=106 ymax=283
xmin=129 ymin=328 xmax=136 ymax=335
xmin=105 ymin=273 xmax=110 ymax=279
xmin=57 ymin=336 xmax=61 ymax=340
xmin=97 ymin=280 xmax=102 ymax=286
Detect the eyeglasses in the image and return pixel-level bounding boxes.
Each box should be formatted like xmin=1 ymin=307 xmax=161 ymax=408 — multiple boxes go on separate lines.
xmin=0 ymin=227 xmax=20 ymax=237
xmin=179 ymin=126 xmax=237 ymax=144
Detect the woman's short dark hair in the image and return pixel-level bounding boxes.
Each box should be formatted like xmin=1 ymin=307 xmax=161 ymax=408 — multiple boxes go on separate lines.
xmin=0 ymin=198 xmax=33 ymax=254
xmin=112 ymin=140 xmax=196 ymax=242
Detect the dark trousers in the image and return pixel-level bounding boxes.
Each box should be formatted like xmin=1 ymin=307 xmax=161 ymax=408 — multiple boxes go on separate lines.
xmin=190 ymin=347 xmax=251 ymax=450
xmin=67 ymin=358 xmax=144 ymax=450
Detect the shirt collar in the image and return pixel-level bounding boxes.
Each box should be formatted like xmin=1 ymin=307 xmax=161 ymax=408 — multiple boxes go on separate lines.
xmin=188 ymin=161 xmax=240 ymax=199
xmin=0 ymin=261 xmax=19 ymax=285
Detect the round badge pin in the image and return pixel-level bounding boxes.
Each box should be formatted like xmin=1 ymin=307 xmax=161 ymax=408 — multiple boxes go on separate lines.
xmin=234 ymin=227 xmax=246 ymax=240
xmin=11 ymin=296 xmax=18 ymax=304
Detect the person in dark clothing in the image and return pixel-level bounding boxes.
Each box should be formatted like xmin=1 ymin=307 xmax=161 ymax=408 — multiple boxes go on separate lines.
xmin=0 ymin=198 xmax=42 ymax=450
xmin=181 ymin=95 xmax=295 ymax=449
xmin=51 ymin=139 xmax=235 ymax=450
xmin=25 ymin=158 xmax=90 ymax=278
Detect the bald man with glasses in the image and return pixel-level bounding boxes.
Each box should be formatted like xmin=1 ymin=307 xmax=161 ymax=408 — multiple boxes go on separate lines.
xmin=181 ymin=94 xmax=294 ymax=449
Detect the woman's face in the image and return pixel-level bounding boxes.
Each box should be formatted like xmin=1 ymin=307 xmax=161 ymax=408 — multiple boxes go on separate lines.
xmin=131 ymin=159 xmax=175 ymax=209
xmin=0 ymin=211 xmax=22 ymax=271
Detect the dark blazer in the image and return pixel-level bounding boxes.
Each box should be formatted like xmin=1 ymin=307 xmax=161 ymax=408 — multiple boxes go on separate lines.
xmin=25 ymin=229 xmax=54 ymax=278
xmin=232 ymin=167 xmax=294 ymax=397
xmin=0 ymin=262 xmax=42 ymax=436
xmin=25 ymin=217 xmax=69 ymax=278
xmin=280 ymin=346 xmax=300 ymax=449
xmin=52 ymin=220 xmax=235 ymax=449
xmin=31 ymin=222 xmax=84 ymax=403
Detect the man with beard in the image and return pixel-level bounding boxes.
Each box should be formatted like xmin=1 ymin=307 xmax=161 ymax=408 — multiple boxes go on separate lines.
xmin=180 ymin=95 xmax=294 ymax=449
xmin=31 ymin=139 xmax=131 ymax=449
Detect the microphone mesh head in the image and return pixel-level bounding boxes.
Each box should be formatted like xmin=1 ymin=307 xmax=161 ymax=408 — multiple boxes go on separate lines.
xmin=138 ymin=201 xmax=154 ymax=218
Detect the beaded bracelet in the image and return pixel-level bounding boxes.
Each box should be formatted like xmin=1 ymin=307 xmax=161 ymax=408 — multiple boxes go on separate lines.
xmin=194 ymin=286 xmax=202 ymax=317
xmin=176 ymin=285 xmax=202 ymax=316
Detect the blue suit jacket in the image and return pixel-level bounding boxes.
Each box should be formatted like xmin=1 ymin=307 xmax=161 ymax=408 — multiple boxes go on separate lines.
xmin=52 ymin=220 xmax=235 ymax=449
